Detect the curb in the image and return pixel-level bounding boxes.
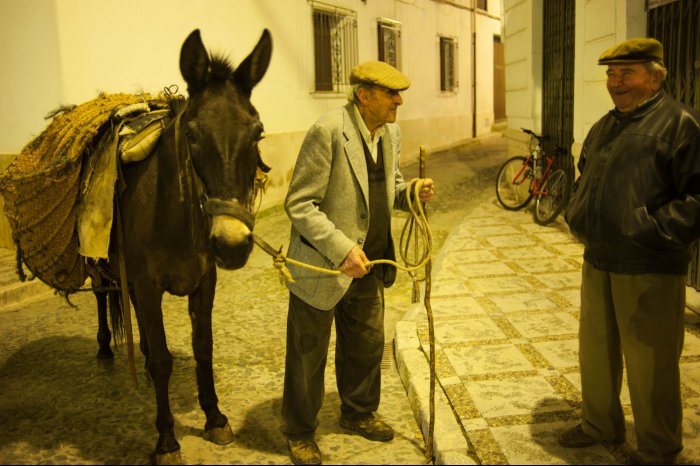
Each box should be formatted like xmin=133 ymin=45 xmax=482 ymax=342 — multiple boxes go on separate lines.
xmin=0 ymin=279 xmax=55 ymax=313
xmin=394 ymin=303 xmax=476 ymax=465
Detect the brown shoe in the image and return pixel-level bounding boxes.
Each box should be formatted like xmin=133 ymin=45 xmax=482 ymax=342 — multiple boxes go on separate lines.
xmin=557 ymin=424 xmax=623 ymax=448
xmin=287 ymin=438 xmax=322 ymax=465
xmin=339 ymin=415 xmax=394 ymax=442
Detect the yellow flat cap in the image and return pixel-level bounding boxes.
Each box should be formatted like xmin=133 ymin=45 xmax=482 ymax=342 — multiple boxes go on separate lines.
xmin=350 ymin=61 xmax=411 ymax=91
xmin=598 ymin=37 xmax=664 ymax=65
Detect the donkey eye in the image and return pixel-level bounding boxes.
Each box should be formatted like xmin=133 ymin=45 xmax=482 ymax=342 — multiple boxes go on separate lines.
xmin=186 ymin=122 xmax=201 ymax=142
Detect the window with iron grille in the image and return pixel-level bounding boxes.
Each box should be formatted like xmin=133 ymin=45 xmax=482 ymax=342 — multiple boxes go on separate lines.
xmin=378 ymin=18 xmax=402 ymax=69
xmin=311 ymin=1 xmax=358 ymax=93
xmin=439 ymin=36 xmax=458 ymax=92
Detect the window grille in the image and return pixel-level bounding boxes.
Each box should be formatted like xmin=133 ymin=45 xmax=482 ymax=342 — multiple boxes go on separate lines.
xmin=647 ymin=0 xmax=699 ymax=110
xmin=439 ymin=36 xmax=458 ymax=92
xmin=311 ymin=2 xmax=358 ymax=93
xmin=647 ymin=0 xmax=700 ymax=290
xmin=378 ymin=18 xmax=402 ymax=69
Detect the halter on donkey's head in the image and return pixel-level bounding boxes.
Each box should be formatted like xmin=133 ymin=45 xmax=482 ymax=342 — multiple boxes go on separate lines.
xmin=172 ymin=29 xmax=272 ymax=269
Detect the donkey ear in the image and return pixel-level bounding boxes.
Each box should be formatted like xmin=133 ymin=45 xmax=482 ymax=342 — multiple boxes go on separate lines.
xmin=180 ymin=29 xmax=210 ymax=93
xmin=233 ymin=29 xmax=272 ymax=96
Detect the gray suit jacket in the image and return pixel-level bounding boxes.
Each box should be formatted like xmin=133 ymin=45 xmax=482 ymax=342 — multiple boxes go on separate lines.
xmin=284 ymin=102 xmax=411 ymax=310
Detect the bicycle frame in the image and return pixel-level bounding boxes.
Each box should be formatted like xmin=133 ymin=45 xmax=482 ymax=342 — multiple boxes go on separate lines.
xmin=532 ymin=155 xmax=557 ymax=196
xmin=508 ymin=152 xmax=557 ymax=196
xmin=495 ymin=127 xmax=572 ymax=225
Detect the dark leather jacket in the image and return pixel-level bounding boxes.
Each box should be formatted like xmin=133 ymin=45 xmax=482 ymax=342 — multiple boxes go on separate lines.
xmin=565 ymin=90 xmax=700 ymax=274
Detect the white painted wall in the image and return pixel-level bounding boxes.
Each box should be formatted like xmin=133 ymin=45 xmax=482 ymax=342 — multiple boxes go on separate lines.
xmin=572 ymin=0 xmax=646 ymax=161
xmin=1 ymin=0 xmax=327 ymax=146
xmin=502 ymin=0 xmax=542 ymax=154
xmin=0 ymin=0 xmax=502 ymax=214
xmin=0 ymin=0 xmax=63 ymax=152
xmin=475 ymin=10 xmax=503 ymax=136
xmin=503 ymin=0 xmax=648 ymax=161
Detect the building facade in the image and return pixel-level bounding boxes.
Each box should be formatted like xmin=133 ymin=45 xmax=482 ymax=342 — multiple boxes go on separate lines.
xmin=502 ymin=0 xmax=698 ymax=161
xmin=0 ymin=0 xmax=503 ymax=224
xmin=502 ymin=0 xmax=700 ymax=288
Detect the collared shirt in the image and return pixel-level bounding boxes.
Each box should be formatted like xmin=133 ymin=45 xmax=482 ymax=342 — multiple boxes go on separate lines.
xmin=353 ymin=104 xmax=386 ymax=163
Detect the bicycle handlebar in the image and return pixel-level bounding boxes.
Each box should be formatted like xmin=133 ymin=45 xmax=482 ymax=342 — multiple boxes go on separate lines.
xmin=521 ymin=128 xmax=573 ymax=160
xmin=520 ymin=127 xmax=550 ymax=142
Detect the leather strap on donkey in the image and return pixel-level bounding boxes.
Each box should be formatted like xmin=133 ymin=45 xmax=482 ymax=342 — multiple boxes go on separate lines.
xmin=203 ymin=198 xmax=256 ymax=230
xmin=114 ymin=197 xmax=138 ymax=388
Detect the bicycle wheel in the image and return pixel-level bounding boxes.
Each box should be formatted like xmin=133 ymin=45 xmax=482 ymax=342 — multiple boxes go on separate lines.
xmin=495 ymin=156 xmax=533 ymax=210
xmin=534 ymin=168 xmax=571 ymax=225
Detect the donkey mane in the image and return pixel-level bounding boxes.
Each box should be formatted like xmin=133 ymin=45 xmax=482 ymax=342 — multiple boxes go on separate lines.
xmin=209 ymin=53 xmax=235 ymax=82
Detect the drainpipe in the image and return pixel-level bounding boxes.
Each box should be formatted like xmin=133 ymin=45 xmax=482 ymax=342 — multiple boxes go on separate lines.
xmin=472 ymin=1 xmax=477 ymax=138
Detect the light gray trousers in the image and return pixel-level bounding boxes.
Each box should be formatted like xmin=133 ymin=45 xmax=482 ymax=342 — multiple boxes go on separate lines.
xmin=579 ymin=260 xmax=686 ymax=462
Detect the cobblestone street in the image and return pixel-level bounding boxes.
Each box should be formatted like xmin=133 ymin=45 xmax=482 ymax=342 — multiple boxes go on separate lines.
xmin=0 ymin=135 xmax=505 ymax=465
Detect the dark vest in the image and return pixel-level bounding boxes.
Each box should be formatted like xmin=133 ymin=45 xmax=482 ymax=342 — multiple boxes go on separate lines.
xmin=361 ymin=138 xmax=389 ymax=262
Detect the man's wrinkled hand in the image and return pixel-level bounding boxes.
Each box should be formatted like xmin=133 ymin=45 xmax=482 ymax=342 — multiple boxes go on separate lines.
xmin=419 ymin=178 xmax=435 ymax=202
xmin=340 ymin=245 xmax=370 ymax=278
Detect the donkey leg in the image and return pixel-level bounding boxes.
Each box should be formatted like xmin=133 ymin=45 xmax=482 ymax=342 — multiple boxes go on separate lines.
xmin=94 ymin=289 xmax=114 ymax=360
xmin=136 ymin=316 xmax=150 ymax=373
xmin=189 ymin=266 xmax=234 ymax=445
xmin=131 ymin=282 xmax=182 ymax=464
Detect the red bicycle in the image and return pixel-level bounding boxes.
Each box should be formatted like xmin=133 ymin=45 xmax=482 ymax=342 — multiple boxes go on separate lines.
xmin=495 ymin=128 xmax=572 ymax=225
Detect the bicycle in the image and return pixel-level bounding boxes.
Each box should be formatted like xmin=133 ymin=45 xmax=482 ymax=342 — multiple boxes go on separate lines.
xmin=495 ymin=128 xmax=572 ymax=225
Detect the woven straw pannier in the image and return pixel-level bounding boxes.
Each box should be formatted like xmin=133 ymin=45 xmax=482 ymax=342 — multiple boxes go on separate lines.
xmin=0 ymin=92 xmax=166 ymax=292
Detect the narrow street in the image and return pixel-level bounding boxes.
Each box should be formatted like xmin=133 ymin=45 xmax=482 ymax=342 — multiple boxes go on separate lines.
xmin=0 ymin=135 xmax=507 ymax=465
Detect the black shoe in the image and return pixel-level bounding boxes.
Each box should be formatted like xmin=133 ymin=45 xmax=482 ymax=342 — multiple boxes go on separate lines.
xmin=339 ymin=415 xmax=394 ymax=442
xmin=287 ymin=438 xmax=322 ymax=465
xmin=557 ymin=424 xmax=624 ymax=448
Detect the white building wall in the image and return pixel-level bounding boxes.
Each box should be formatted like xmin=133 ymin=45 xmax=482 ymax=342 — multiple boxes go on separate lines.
xmin=502 ymin=0 xmax=542 ymax=155
xmin=0 ymin=0 xmax=501 ymax=214
xmin=0 ymin=0 xmax=63 ymax=155
xmin=572 ymin=0 xmax=646 ymax=161
xmin=503 ymin=0 xmax=648 ymax=161
xmin=475 ymin=9 xmax=504 ymax=136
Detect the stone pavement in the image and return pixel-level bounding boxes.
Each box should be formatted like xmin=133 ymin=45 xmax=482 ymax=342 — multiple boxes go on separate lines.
xmin=395 ymin=199 xmax=700 ymax=465
xmin=2 ymin=133 xmax=700 ymax=464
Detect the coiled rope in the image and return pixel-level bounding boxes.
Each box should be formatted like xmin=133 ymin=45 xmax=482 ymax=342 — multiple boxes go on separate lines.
xmin=252 ymin=177 xmax=432 ymax=282
xmin=252 ymin=175 xmax=436 ymax=463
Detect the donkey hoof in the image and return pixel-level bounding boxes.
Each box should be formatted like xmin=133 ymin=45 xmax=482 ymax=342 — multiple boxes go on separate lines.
xmin=151 ymin=449 xmax=183 ymax=465
xmin=204 ymin=422 xmax=236 ymax=445
xmin=96 ymin=349 xmax=114 ymax=360
xmin=96 ymin=358 xmax=114 ymax=373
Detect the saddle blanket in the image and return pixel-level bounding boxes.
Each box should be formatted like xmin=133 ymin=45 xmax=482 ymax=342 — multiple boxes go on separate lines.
xmin=77 ymin=105 xmax=169 ymax=259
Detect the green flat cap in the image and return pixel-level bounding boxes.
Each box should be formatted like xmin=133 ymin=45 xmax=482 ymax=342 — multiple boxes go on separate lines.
xmin=598 ymin=37 xmax=664 ymax=65
xmin=350 ymin=60 xmax=411 ymax=91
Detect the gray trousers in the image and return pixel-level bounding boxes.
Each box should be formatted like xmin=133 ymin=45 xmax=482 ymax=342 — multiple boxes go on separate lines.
xmin=579 ymin=261 xmax=685 ymax=462
xmin=281 ymin=271 xmax=385 ymax=440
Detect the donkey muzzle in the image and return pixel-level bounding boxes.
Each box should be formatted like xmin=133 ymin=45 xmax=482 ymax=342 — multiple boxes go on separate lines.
xmin=204 ymin=198 xmax=255 ymax=269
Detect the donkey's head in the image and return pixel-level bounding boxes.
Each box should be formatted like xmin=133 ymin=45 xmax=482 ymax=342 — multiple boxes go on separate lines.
xmin=178 ymin=29 xmax=272 ymax=270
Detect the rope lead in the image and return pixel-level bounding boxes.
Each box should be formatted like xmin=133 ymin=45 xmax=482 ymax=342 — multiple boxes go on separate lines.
xmin=253 ymin=178 xmax=432 ymax=284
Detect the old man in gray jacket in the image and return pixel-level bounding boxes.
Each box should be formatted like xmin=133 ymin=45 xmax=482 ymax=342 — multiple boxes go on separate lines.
xmin=281 ymin=60 xmax=434 ymax=466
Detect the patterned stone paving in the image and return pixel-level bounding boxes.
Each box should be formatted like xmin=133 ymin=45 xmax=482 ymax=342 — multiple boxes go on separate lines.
xmin=406 ymin=199 xmax=700 ymax=465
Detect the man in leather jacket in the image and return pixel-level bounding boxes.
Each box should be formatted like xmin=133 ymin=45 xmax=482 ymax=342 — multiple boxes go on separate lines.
xmin=559 ymin=37 xmax=700 ymax=464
